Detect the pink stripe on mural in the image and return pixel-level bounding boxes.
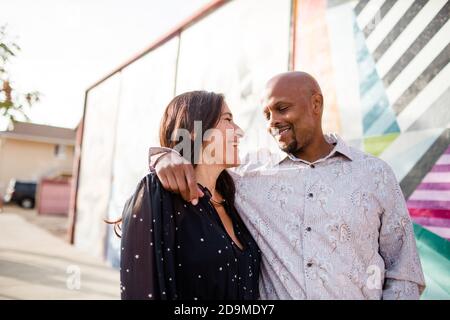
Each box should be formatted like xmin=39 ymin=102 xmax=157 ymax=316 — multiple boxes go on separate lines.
xmin=408 ymin=207 xmax=450 ymax=219
xmin=443 ymin=146 xmax=450 ymax=155
xmin=422 ymin=226 xmax=450 ymax=240
xmin=408 ymin=190 xmax=450 ymax=202
xmin=431 ymin=164 xmax=450 ymax=172
xmin=422 ymin=172 xmax=450 ymax=183
xmin=407 ymin=200 xmax=450 ymax=210
xmin=436 ymin=154 xmax=450 ymax=165
xmin=295 ymin=0 xmax=341 ymax=134
xmin=409 ymin=190 xmax=450 ymax=201
xmin=415 ymin=183 xmax=450 ymax=191
xmin=411 ymin=216 xmax=450 ymax=228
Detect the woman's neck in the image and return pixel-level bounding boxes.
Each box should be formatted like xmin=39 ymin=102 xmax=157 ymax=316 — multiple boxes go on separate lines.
xmin=194 ymin=164 xmax=224 ymax=199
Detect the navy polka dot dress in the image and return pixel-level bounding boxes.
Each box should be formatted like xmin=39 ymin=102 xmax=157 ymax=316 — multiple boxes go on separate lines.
xmin=120 ymin=173 xmax=260 ymax=300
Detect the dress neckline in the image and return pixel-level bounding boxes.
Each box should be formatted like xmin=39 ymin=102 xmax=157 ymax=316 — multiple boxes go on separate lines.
xmin=197 ymin=183 xmax=246 ymax=253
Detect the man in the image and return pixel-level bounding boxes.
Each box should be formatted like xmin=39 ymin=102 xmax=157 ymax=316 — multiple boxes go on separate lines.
xmin=149 ymin=71 xmax=425 ymax=299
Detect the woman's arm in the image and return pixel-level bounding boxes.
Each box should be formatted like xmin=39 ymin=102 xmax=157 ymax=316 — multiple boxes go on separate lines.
xmin=120 ymin=174 xmax=178 ymax=300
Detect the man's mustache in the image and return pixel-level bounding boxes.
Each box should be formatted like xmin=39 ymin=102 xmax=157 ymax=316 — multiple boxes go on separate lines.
xmin=269 ymin=125 xmax=291 ymax=136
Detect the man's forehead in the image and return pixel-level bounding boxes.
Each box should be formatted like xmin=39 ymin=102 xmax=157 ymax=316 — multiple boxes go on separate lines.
xmin=262 ymin=95 xmax=292 ymax=107
xmin=261 ymin=85 xmax=296 ymax=107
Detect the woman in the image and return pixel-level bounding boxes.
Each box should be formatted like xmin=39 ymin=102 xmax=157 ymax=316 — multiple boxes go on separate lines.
xmin=113 ymin=91 xmax=260 ymax=300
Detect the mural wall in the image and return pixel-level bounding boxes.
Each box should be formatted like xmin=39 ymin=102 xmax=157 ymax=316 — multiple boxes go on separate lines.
xmin=295 ymin=0 xmax=450 ymax=240
xmin=294 ymin=0 xmax=449 ymax=298
xmin=74 ymin=0 xmax=449 ymax=298
xmin=75 ymin=73 xmax=121 ymax=257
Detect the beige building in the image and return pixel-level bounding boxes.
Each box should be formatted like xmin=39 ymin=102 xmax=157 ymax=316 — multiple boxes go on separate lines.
xmin=0 ymin=121 xmax=75 ymax=197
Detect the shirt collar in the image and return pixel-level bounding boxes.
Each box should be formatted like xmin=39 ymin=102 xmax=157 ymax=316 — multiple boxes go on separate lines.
xmin=275 ymin=133 xmax=354 ymax=166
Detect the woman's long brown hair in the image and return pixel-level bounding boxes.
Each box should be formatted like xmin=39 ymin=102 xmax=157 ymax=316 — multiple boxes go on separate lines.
xmin=105 ymin=91 xmax=236 ymax=237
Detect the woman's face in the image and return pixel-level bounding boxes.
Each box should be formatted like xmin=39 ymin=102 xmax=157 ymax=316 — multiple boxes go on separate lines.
xmin=201 ymin=102 xmax=243 ymax=168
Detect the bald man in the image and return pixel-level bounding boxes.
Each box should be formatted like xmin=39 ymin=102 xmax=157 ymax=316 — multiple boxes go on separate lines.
xmin=148 ymin=72 xmax=425 ymax=300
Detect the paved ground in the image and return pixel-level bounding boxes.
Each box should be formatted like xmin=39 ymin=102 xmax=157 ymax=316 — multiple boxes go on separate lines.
xmin=0 ymin=206 xmax=120 ymax=300
xmin=1 ymin=205 xmax=69 ymax=240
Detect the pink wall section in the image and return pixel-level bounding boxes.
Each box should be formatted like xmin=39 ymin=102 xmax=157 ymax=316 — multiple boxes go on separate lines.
xmin=295 ymin=0 xmax=341 ymax=134
xmin=37 ymin=179 xmax=71 ymax=215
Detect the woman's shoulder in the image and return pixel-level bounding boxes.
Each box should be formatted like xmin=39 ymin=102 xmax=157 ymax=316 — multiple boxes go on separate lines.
xmin=138 ymin=172 xmax=163 ymax=189
xmin=125 ymin=172 xmax=166 ymax=205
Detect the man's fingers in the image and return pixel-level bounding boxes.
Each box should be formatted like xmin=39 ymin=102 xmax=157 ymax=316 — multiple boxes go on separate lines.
xmin=184 ymin=165 xmax=199 ymax=203
xmin=153 ymin=152 xmax=203 ymax=203
xmin=158 ymin=175 xmax=171 ymax=191
xmin=197 ymin=186 xmax=204 ymax=198
xmin=174 ymin=169 xmax=189 ymax=201
xmin=155 ymin=167 xmax=171 ymax=191
xmin=166 ymin=171 xmax=179 ymax=193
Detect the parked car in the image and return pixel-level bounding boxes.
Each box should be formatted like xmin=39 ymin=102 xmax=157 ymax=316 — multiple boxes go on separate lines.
xmin=3 ymin=179 xmax=37 ymax=209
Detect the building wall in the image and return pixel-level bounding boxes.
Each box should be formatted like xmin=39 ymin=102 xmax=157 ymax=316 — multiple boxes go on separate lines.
xmin=294 ymin=0 xmax=450 ymax=241
xmin=294 ymin=0 xmax=450 ymax=299
xmin=0 ymin=137 xmax=74 ymax=195
xmin=74 ymin=73 xmax=122 ymax=259
xmin=74 ymin=0 xmax=292 ymax=266
xmin=75 ymin=0 xmax=449 ymax=297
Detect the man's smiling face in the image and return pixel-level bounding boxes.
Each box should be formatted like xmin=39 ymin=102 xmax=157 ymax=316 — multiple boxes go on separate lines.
xmin=262 ymin=73 xmax=322 ymax=155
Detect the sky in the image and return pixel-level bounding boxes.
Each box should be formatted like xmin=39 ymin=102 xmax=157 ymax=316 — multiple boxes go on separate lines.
xmin=0 ymin=0 xmax=211 ymax=129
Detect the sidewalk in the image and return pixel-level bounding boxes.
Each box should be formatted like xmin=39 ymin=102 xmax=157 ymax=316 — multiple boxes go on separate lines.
xmin=0 ymin=212 xmax=120 ymax=300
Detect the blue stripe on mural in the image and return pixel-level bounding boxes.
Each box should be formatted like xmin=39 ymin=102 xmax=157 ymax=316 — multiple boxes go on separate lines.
xmin=354 ymin=19 xmax=400 ymax=136
xmin=361 ymin=83 xmax=388 ymax=125
xmin=373 ymin=0 xmax=428 ymax=62
xmin=363 ymin=99 xmax=401 ymax=136
xmin=384 ymin=120 xmax=401 ymax=135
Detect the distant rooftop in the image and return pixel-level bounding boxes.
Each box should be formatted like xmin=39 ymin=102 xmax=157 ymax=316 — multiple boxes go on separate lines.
xmin=0 ymin=121 xmax=76 ymax=145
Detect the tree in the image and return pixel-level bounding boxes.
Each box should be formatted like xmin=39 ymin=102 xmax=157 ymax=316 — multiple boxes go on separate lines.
xmin=0 ymin=24 xmax=40 ymax=124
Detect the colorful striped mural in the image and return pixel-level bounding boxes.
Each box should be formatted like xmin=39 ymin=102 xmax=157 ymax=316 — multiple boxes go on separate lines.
xmin=408 ymin=146 xmax=450 ymax=241
xmin=295 ymin=0 xmax=450 ymax=299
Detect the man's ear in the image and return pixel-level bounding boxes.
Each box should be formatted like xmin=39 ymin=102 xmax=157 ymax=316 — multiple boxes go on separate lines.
xmin=311 ymin=93 xmax=323 ymax=115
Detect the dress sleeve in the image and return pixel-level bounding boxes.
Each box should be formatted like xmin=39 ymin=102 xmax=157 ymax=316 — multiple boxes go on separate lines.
xmin=120 ymin=173 xmax=178 ymax=300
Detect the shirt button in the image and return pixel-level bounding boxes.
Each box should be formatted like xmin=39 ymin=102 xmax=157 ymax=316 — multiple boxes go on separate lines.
xmin=308 ymin=193 xmax=314 ymax=198
xmin=310 ymin=164 xmax=315 ymax=168
xmin=306 ymin=263 xmax=313 ymax=267
xmin=306 ymin=227 xmax=311 ymax=232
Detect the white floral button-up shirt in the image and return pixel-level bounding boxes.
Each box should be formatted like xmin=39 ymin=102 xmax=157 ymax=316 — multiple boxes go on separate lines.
xmin=149 ymin=133 xmax=426 ymax=299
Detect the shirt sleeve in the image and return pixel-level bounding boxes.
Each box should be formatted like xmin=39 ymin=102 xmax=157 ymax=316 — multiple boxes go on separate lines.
xmin=148 ymin=145 xmax=247 ymax=174
xmin=377 ymin=162 xmax=426 ymax=300
xmin=148 ymin=147 xmax=182 ymax=172
xmin=148 ymin=145 xmax=286 ymax=176
xmin=120 ymin=173 xmax=178 ymax=300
